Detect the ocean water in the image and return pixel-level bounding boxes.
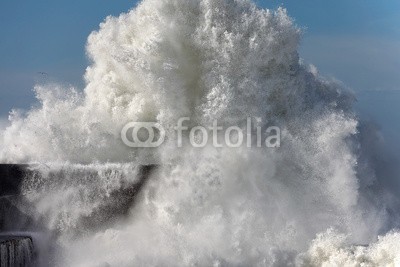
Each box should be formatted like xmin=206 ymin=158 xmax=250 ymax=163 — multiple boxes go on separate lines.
xmin=0 ymin=0 xmax=400 ymax=266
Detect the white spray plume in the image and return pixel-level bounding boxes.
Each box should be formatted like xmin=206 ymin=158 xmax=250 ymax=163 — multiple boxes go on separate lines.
xmin=1 ymin=0 xmax=399 ymax=266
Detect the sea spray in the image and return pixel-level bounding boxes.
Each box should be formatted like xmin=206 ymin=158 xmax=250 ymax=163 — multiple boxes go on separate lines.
xmin=0 ymin=0 xmax=400 ymax=265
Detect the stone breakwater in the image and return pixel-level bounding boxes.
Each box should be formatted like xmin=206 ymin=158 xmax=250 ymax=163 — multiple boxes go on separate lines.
xmin=0 ymin=165 xmax=36 ymax=266
xmin=0 ymin=165 xmax=36 ymax=233
xmin=0 ymin=236 xmax=34 ymax=267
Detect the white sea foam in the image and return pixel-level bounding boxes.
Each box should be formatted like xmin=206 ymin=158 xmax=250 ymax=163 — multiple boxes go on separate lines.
xmin=1 ymin=0 xmax=399 ymax=266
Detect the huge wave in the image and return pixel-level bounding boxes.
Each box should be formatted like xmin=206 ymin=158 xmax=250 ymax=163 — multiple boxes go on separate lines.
xmin=1 ymin=0 xmax=400 ymax=266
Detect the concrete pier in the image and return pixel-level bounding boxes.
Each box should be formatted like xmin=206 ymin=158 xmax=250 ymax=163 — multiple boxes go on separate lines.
xmin=0 ymin=236 xmax=34 ymax=267
xmin=0 ymin=165 xmax=35 ymax=233
xmin=0 ymin=164 xmax=157 ymax=266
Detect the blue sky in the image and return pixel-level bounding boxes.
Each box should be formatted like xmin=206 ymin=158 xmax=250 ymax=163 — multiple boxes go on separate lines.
xmin=0 ymin=0 xmax=136 ymax=115
xmin=0 ymin=0 xmax=399 ymax=149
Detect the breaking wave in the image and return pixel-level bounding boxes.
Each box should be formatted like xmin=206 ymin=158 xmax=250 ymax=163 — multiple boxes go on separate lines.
xmin=1 ymin=0 xmax=399 ymax=265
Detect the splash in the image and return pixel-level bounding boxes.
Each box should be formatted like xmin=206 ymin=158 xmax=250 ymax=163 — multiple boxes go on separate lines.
xmin=1 ymin=0 xmax=400 ymax=266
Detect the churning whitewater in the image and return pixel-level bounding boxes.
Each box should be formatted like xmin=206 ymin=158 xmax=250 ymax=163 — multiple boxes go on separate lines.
xmin=1 ymin=0 xmax=400 ymax=266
